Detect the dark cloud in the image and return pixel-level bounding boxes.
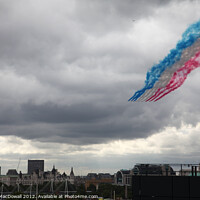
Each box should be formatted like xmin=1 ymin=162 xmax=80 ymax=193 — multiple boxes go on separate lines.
xmin=0 ymin=98 xmax=179 ymax=145
xmin=0 ymin=0 xmax=200 ymax=147
xmin=21 ymin=101 xmax=124 ymax=123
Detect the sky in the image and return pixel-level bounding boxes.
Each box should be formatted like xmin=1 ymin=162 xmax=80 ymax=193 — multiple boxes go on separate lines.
xmin=0 ymin=0 xmax=200 ymax=175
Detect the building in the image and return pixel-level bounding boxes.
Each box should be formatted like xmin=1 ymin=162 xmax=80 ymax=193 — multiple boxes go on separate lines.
xmin=28 ymin=160 xmax=44 ymax=174
xmin=132 ymin=175 xmax=200 ymax=199
xmin=0 ymin=175 xmax=19 ymax=186
xmin=114 ymin=169 xmax=132 ymax=185
xmin=7 ymin=169 xmax=18 ymax=176
xmin=0 ymin=169 xmax=19 ymax=186
xmin=132 ymin=164 xmax=175 ymax=176
xmin=178 ymin=165 xmax=200 ymax=176
xmin=85 ymin=173 xmax=113 ymax=190
xmin=179 ymin=169 xmax=191 ymax=176
xmin=69 ymin=167 xmax=75 ymax=184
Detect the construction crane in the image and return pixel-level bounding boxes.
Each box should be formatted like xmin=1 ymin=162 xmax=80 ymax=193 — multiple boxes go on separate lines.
xmin=16 ymin=158 xmax=21 ymax=172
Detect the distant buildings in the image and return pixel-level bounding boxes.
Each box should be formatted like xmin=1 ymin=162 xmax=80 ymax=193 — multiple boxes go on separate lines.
xmin=0 ymin=169 xmax=19 ymax=186
xmin=132 ymin=164 xmax=175 ymax=176
xmin=178 ymin=165 xmax=200 ymax=176
xmin=0 ymin=162 xmax=74 ymax=186
xmin=114 ymin=164 xmax=176 ymax=186
xmin=28 ymin=160 xmax=44 ymax=174
xmin=85 ymin=173 xmax=113 ymax=190
xmin=1 ymin=160 xmax=200 ymax=193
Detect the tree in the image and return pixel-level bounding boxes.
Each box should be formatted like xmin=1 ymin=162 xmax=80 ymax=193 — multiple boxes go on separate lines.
xmin=76 ymin=184 xmax=86 ymax=195
xmin=87 ymin=184 xmax=96 ymax=192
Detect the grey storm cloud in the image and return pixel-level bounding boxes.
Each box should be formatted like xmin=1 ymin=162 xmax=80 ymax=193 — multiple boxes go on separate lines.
xmin=0 ymin=0 xmax=200 ymax=146
xmin=21 ymin=102 xmax=125 ymax=123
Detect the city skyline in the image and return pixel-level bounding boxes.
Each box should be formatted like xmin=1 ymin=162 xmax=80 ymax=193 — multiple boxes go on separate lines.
xmin=0 ymin=158 xmax=129 ymax=176
xmin=1 ymin=0 xmax=200 ymax=175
